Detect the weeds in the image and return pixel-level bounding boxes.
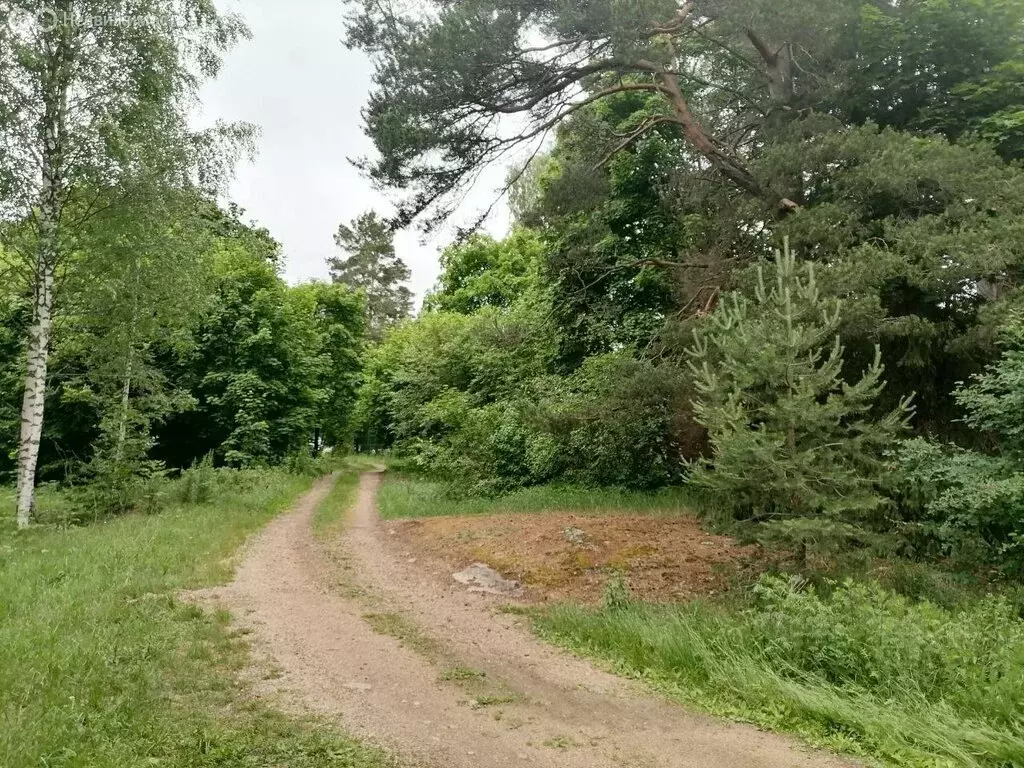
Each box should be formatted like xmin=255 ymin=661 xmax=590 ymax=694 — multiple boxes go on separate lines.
xmin=311 ymin=460 xmax=373 ymax=539
xmin=440 ymin=667 xmax=488 ymax=682
xmin=362 ymin=612 xmax=439 ymax=657
xmin=601 ymin=572 xmax=632 ymax=611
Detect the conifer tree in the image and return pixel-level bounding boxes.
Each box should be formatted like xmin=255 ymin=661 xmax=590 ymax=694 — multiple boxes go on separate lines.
xmin=687 ymin=242 xmax=913 ymax=522
xmin=329 ymin=211 xmax=413 ymax=341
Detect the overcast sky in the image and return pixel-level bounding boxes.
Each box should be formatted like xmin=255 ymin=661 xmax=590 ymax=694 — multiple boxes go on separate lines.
xmin=195 ymin=0 xmax=511 ymax=304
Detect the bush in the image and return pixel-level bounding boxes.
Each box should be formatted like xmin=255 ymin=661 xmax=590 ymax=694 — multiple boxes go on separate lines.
xmin=174 ymin=454 xmax=217 ymax=505
xmin=284 ymin=448 xmax=344 ymax=478
xmin=77 ymin=459 xmax=168 ymax=521
xmin=546 ymin=352 xmax=686 ymax=489
xmin=890 ymin=439 xmax=1024 ymax=574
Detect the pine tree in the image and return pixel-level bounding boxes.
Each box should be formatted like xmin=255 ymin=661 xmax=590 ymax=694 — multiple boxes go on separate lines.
xmin=686 ymin=241 xmax=914 ymax=523
xmin=329 ymin=212 xmax=413 ymax=341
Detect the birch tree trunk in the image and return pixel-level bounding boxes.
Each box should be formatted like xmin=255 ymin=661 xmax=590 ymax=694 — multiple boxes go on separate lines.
xmin=114 ymin=353 xmax=134 ymax=467
xmin=16 ymin=75 xmax=65 ymax=528
xmin=16 ymin=228 xmax=58 ymax=527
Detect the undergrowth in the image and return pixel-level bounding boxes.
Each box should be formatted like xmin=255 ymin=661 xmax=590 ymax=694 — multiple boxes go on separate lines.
xmin=535 ymin=575 xmax=1024 ymax=767
xmin=0 ymin=468 xmax=394 ymax=768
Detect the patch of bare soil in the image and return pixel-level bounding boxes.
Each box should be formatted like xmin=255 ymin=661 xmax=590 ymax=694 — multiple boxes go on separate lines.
xmin=388 ymin=512 xmax=757 ymax=603
xmin=192 ymin=472 xmax=855 ymax=768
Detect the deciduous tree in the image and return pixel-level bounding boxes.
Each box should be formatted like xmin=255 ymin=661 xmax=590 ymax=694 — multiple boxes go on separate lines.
xmin=0 ymin=0 xmax=248 ymax=525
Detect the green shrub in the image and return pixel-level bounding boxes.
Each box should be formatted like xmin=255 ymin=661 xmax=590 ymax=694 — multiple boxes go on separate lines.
xmin=285 ymin=448 xmax=317 ymax=476
xmin=76 ymin=459 xmax=169 ymax=521
xmin=174 ymin=453 xmax=217 ymax=505
xmin=546 ymin=352 xmax=686 ymax=489
xmin=602 ymin=572 xmax=632 ymax=611
xmin=890 ymin=439 xmax=1024 ymax=574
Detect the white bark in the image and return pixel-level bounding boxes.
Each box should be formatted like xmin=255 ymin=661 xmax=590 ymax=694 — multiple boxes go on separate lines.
xmin=16 ymin=244 xmax=56 ymax=527
xmin=114 ymin=355 xmax=133 ymax=466
xmin=16 ymin=81 xmax=65 ymax=528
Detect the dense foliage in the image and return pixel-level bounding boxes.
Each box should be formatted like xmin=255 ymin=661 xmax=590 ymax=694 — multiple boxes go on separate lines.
xmin=890 ymin=312 xmax=1024 ymax=576
xmin=0 ymin=204 xmax=366 ymax=514
xmin=348 ymin=0 xmax=1024 ymax=573
xmin=687 ymin=245 xmax=913 ymax=523
xmin=0 ymin=0 xmax=1021 ymax=566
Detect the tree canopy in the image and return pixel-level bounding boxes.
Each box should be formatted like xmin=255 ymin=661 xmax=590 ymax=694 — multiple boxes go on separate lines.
xmin=345 ymin=0 xmax=1024 ymax=229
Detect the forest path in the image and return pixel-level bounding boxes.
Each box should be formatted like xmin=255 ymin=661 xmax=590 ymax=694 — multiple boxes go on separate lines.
xmin=196 ymin=471 xmax=856 ymax=768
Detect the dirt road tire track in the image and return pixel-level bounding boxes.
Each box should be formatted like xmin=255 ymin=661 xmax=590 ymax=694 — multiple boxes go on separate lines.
xmin=194 ymin=471 xmax=856 ymax=768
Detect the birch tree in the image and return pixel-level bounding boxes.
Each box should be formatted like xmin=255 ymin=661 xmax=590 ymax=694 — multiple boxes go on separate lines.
xmin=71 ymin=183 xmax=213 ymax=510
xmin=0 ymin=1 xmax=247 ymax=526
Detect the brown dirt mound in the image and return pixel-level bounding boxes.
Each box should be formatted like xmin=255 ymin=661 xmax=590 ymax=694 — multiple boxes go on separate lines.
xmin=388 ymin=512 xmax=759 ymax=603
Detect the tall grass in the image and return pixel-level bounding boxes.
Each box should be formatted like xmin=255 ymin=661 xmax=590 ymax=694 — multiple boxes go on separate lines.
xmin=0 ymin=468 xmax=393 ymax=768
xmin=535 ymin=576 xmax=1024 ymax=767
xmin=377 ymin=473 xmax=693 ymax=520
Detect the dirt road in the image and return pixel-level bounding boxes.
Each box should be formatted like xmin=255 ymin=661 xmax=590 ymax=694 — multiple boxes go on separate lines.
xmin=198 ymin=471 xmax=854 ymax=768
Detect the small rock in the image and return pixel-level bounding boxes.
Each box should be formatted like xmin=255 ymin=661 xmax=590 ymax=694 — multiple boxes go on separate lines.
xmin=563 ymin=526 xmax=588 ymax=545
xmin=453 ymin=563 xmax=523 ymax=596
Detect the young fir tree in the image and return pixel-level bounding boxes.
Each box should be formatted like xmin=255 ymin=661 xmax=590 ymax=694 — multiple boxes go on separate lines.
xmin=687 ymin=242 xmax=913 ymax=523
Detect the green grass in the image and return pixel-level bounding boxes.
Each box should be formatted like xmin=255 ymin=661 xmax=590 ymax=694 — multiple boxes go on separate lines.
xmin=534 ymin=575 xmax=1024 ymax=768
xmin=377 ymin=473 xmax=693 ymax=520
xmin=439 ymin=667 xmax=488 ymax=683
xmin=0 ymin=483 xmax=83 ymax=531
xmin=0 ymin=469 xmax=395 ymax=768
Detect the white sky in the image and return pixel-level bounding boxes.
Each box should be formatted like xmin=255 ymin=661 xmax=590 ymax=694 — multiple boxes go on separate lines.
xmin=196 ymin=0 xmax=511 ymax=304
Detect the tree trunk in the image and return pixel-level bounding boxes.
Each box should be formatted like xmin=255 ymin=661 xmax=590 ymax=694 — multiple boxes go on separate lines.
xmin=16 ymin=245 xmax=57 ymax=527
xmin=114 ymin=354 xmax=134 ymax=466
xmin=114 ymin=259 xmax=141 ymax=467
xmin=16 ymin=63 xmax=66 ymax=527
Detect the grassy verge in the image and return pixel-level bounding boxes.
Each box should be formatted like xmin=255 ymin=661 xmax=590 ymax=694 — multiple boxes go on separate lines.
xmin=534 ymin=576 xmax=1024 ymax=768
xmin=0 ymin=468 xmax=394 ymax=768
xmin=377 ymin=473 xmax=692 ymax=520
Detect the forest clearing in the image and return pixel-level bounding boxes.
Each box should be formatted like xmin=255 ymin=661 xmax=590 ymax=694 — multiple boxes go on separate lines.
xmin=4 ymin=0 xmax=1024 ymax=767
